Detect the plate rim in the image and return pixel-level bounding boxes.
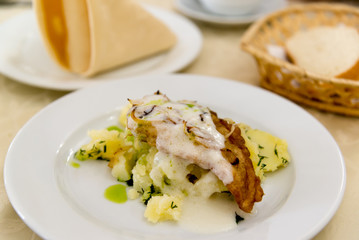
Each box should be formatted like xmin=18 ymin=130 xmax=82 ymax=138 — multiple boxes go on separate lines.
xmin=4 ymin=73 xmax=346 ymax=239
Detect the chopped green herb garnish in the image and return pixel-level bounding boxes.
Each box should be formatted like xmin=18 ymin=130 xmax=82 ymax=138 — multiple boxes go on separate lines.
xmin=74 ymin=149 xmax=88 ymax=161
xmin=106 ymin=126 xmax=123 ymax=132
xmin=150 ymin=184 xmax=156 ymax=194
xmin=186 ymin=103 xmax=195 ymax=108
xmin=170 ymin=201 xmax=178 ymax=209
xmin=125 ymin=178 xmax=133 ymax=187
xmin=163 ymin=175 xmax=171 ymax=185
xmin=143 ymin=195 xmax=151 ymax=205
xmin=142 ymin=184 xmax=161 ymax=205
xmin=260 ymin=163 xmax=267 ymax=170
xmin=274 ymin=144 xmax=278 ymax=157
xmin=74 ymin=141 xmax=110 ymax=161
xmin=258 ymin=144 xmax=264 ymax=149
xmin=282 ymin=157 xmax=288 ymax=164
xmin=235 ymin=212 xmax=244 ymax=224
xmin=257 ymin=154 xmax=267 ymax=166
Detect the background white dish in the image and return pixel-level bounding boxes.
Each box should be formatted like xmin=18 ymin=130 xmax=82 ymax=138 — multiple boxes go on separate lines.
xmin=174 ymin=0 xmax=287 ymax=25
xmin=0 ymin=6 xmax=202 ymax=91
xmin=4 ymin=74 xmax=345 ymax=240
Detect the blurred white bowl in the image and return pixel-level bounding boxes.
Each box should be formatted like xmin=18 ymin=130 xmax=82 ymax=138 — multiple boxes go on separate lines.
xmin=198 ymin=0 xmax=261 ymax=15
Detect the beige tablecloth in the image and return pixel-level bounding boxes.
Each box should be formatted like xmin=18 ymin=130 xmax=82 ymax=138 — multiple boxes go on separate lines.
xmin=1 ymin=0 xmax=358 ymax=239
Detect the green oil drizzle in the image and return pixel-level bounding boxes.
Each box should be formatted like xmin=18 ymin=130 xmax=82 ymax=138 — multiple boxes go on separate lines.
xmin=104 ymin=184 xmax=127 ymax=203
xmin=70 ymin=161 xmax=80 ymax=168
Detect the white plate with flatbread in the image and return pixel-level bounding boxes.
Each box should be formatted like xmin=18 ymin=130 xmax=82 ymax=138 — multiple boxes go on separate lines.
xmin=0 ymin=6 xmax=202 ymax=91
xmin=4 ymin=74 xmax=345 ymax=240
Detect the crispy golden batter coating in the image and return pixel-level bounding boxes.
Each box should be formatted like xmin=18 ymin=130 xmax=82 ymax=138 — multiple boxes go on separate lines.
xmin=210 ymin=111 xmax=263 ymax=213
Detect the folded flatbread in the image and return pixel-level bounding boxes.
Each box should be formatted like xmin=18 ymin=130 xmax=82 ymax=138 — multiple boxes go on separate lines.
xmin=34 ymin=0 xmax=177 ymax=76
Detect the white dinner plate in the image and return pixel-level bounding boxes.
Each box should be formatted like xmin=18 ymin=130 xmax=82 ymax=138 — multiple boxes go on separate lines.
xmin=0 ymin=6 xmax=202 ymax=91
xmin=174 ymin=0 xmax=287 ymax=25
xmin=4 ymin=74 xmax=345 ymax=240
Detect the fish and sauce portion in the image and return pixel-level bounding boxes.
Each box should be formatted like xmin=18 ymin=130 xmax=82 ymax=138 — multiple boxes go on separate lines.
xmin=75 ymin=92 xmax=290 ymax=223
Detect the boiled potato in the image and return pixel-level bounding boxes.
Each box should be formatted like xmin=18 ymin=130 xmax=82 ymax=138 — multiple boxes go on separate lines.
xmin=239 ymin=123 xmax=290 ymax=179
xmin=144 ymin=194 xmax=182 ymax=223
xmin=75 ymin=129 xmax=126 ymax=161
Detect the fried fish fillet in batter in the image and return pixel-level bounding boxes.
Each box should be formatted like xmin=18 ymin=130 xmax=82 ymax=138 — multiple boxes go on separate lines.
xmin=210 ymin=111 xmax=263 ymax=213
xmin=128 ymin=101 xmax=263 ymax=213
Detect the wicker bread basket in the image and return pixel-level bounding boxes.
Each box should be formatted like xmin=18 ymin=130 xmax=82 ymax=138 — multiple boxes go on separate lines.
xmin=241 ymin=3 xmax=359 ymax=117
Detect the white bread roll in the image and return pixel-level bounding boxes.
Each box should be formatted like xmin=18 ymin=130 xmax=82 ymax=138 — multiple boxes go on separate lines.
xmin=285 ymin=26 xmax=359 ymax=80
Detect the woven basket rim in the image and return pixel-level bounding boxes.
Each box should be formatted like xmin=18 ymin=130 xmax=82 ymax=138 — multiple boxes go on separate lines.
xmin=240 ymin=2 xmax=359 ymax=87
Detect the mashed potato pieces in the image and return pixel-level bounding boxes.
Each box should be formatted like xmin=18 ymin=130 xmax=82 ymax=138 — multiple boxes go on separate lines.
xmin=75 ymin=129 xmax=126 ymax=161
xmin=144 ymin=195 xmax=182 ymax=223
xmin=130 ymin=150 xmax=227 ymax=222
xmin=239 ymin=123 xmax=290 ymax=179
xmin=75 ymin=121 xmax=290 ymax=223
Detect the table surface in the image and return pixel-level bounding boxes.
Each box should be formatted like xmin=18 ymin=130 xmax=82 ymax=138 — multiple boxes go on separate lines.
xmin=1 ymin=0 xmax=358 ymax=239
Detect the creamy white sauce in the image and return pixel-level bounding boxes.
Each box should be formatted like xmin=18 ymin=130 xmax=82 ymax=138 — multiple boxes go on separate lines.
xmin=179 ymin=195 xmax=240 ymax=233
xmin=127 ymin=94 xmax=233 ymax=185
